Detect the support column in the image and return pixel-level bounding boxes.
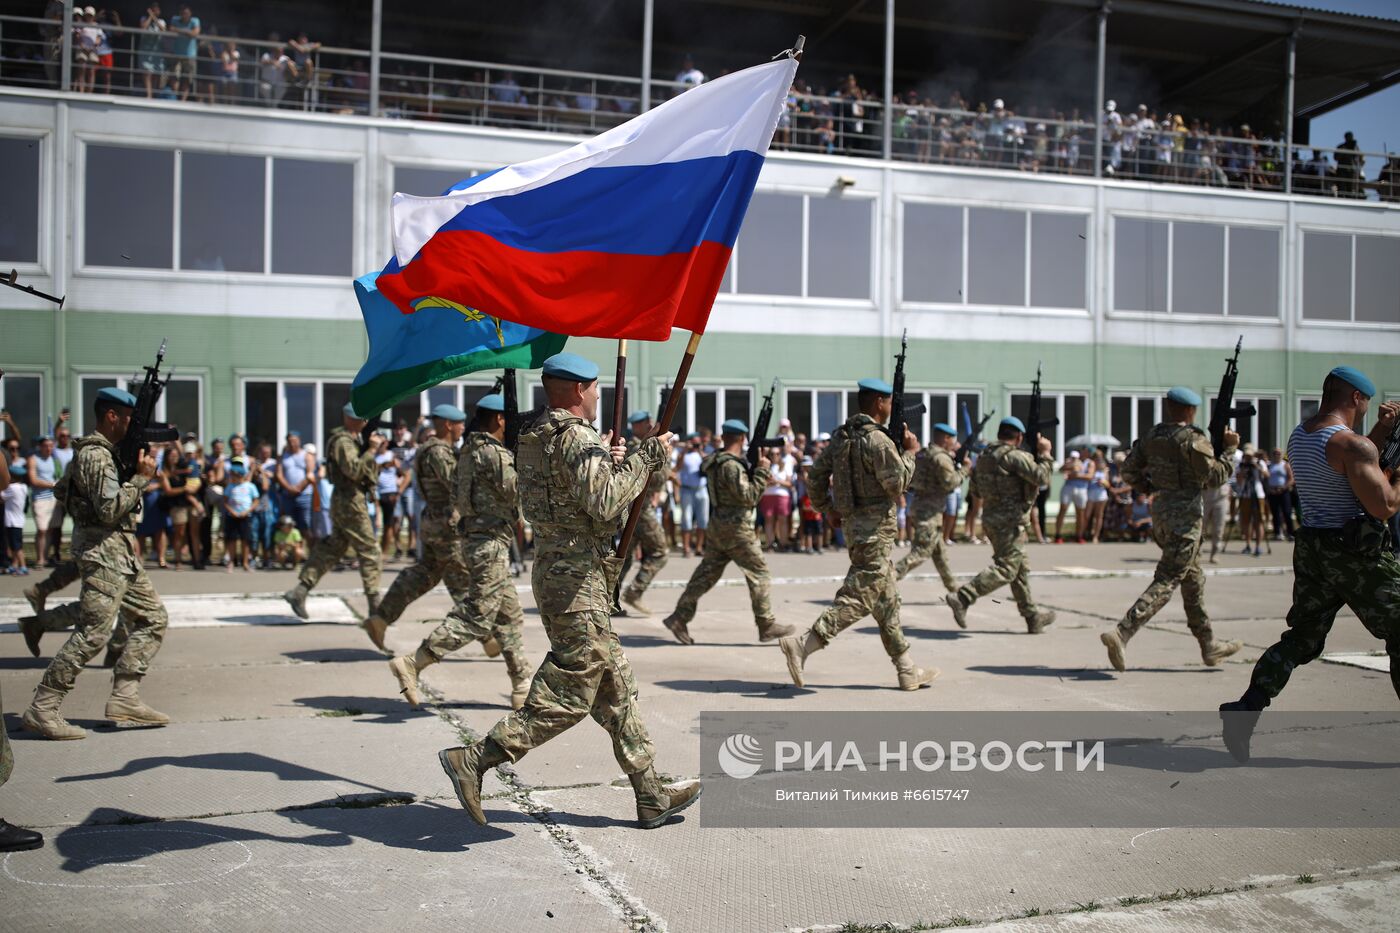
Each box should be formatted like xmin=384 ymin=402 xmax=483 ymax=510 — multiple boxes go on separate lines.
xmin=882 ymin=0 xmax=894 ymax=161
xmin=60 ymin=2 xmax=73 ymax=91
xmin=641 ymin=0 xmax=654 ymax=113
xmin=1283 ymin=30 xmax=1297 ymax=194
xmin=1094 ymin=3 xmax=1109 ymax=179
xmin=369 ymin=0 xmax=382 ymax=117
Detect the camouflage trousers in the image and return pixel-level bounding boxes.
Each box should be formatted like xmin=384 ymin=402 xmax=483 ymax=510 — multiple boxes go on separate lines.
xmin=27 ymin=601 xmax=134 ymax=656
xmin=42 ymin=553 xmax=167 ymax=693
xmin=1248 ymin=528 xmax=1400 ymax=702
xmin=622 ymin=507 xmax=668 ymax=601
xmin=1117 ymin=518 xmax=1212 ymax=643
xmin=376 ymin=515 xmax=470 ymax=624
xmin=422 ymin=535 xmax=524 ymax=661
xmin=487 ymin=554 xmax=653 ymax=774
xmin=957 ymin=515 xmax=1040 ymax=619
xmin=0 ymin=681 xmax=11 ymax=789
xmin=299 ymin=493 xmax=380 ymax=596
xmin=894 ymin=507 xmax=957 ymax=590
xmin=812 ymin=507 xmax=909 ymax=659
xmin=671 ymin=519 xmax=773 ymax=628
xmin=32 ymin=559 xmax=80 ymax=600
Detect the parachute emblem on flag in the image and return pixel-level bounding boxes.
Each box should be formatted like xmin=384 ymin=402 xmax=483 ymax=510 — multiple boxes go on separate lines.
xmin=411 ymin=295 xmax=506 ymax=346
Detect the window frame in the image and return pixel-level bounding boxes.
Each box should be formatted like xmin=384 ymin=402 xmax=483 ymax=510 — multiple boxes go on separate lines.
xmin=75 ymin=135 xmax=361 ymax=282
xmin=0 ymin=369 xmax=47 ymax=445
xmin=1108 ymin=213 xmax=1284 ymax=322
xmin=783 ymin=385 xmax=857 ymax=439
xmin=1208 ymin=393 xmax=1283 ymax=452
xmin=1297 ymin=225 xmax=1400 ymax=329
xmin=75 ymin=372 xmax=204 ymax=438
xmin=1106 ymin=392 xmax=1165 ymax=449
xmin=0 ymin=130 xmax=49 ymax=274
xmin=906 ymin=388 xmax=985 ymax=443
xmin=1005 ymin=387 xmax=1091 ymax=457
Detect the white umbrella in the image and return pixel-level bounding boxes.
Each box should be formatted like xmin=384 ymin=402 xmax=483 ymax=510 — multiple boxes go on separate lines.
xmin=1065 ymin=433 xmax=1123 ymax=449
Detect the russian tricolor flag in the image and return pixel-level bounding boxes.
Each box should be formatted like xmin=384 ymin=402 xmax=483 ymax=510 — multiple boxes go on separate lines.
xmin=378 ymin=56 xmax=799 ymax=342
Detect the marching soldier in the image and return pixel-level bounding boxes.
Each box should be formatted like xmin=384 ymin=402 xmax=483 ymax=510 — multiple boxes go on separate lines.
xmin=22 ymin=387 xmax=170 ymax=740
xmin=388 ymin=395 xmax=530 ymax=710
xmin=283 ymin=404 xmax=382 ymax=620
xmin=661 ymin=419 xmax=794 ymax=645
xmin=1101 ymin=387 xmax=1243 ymax=671
xmin=619 ymin=410 xmax=669 ymax=616
xmin=1223 ymin=368 xmax=1400 ymax=761
xmin=437 ymin=353 xmax=700 ymax=830
xmin=779 ymin=379 xmax=937 ymax=691
xmin=945 ymin=417 xmax=1056 ymax=634
xmin=0 ymin=457 xmax=43 ymax=850
xmin=894 ymin=422 xmax=963 ymax=592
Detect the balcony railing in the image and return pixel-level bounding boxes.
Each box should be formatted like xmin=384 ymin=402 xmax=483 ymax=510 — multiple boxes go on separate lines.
xmin=1 ymin=13 xmax=1395 ymax=203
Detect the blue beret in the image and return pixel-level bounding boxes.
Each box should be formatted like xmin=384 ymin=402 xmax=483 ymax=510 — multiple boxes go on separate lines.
xmin=287 ymin=430 xmax=301 ymax=437
xmin=1329 ymin=366 xmax=1375 ymax=398
xmin=1166 ymin=386 xmax=1202 ymax=407
xmin=628 ymin=410 xmax=652 ymax=425
xmin=431 ymin=403 xmax=466 ymax=422
xmin=96 ymin=387 xmax=137 ymax=408
xmin=541 ymin=352 xmax=599 ymax=382
xmin=857 ymin=378 xmax=893 ymax=395
xmin=721 ymin=419 xmax=749 ymax=435
xmin=341 ymin=403 xmax=363 ymax=419
xmin=476 ymin=394 xmax=506 ymax=413
xmin=1001 ymin=416 xmax=1027 ymax=433
xmin=932 ymin=422 xmax=957 ymax=437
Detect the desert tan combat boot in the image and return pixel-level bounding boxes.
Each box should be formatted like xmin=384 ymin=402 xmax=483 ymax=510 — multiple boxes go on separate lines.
xmin=283 ymin=583 xmax=310 ymax=620
xmin=755 ymin=619 xmax=796 ymax=642
xmin=1200 ymin=637 xmax=1243 ymax=667
xmin=23 ymin=584 xmax=45 ymax=616
xmin=629 ymin=766 xmax=703 ymax=829
xmin=105 ymin=675 xmax=171 ymax=728
xmin=661 ymin=613 xmax=695 ymax=646
xmin=945 ymin=591 xmax=969 ymax=629
xmin=621 ymin=588 xmax=651 ymax=616
xmin=439 ymin=739 xmax=509 ymax=825
xmin=894 ymin=651 xmax=939 ymax=690
xmin=779 ymin=630 xmax=823 ymax=687
xmin=480 ymin=634 xmax=502 ymax=657
xmin=1101 ymin=629 xmax=1127 ymax=672
xmin=362 ymin=614 xmax=389 ymax=652
xmin=22 ymin=685 xmax=86 ymax=740
xmin=389 ymin=645 xmax=437 ymax=709
xmin=17 ymin=614 xmax=43 ymax=658
xmin=1025 ymin=609 xmax=1057 ymax=634
xmin=503 ymin=651 xmax=530 ymax=711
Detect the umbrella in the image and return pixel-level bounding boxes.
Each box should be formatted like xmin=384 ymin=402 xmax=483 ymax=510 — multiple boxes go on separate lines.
xmin=1065 ymin=433 xmax=1123 ymax=449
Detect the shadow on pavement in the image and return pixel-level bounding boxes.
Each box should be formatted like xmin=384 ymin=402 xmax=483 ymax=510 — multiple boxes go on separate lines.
xmin=0 ymin=656 xmax=49 ymax=670
xmin=284 ymin=648 xmax=388 ymax=664
xmin=292 ymin=695 xmax=427 ymax=724
xmin=966 ymin=665 xmax=1118 ymax=681
xmin=656 ymin=678 xmax=882 ymax=697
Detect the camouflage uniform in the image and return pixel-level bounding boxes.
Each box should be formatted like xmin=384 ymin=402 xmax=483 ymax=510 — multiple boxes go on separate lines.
xmin=954 ymin=441 xmax=1053 ymax=620
xmin=894 ymin=447 xmax=962 ymax=590
xmin=40 ymin=434 xmax=167 ymax=693
xmin=483 ymin=409 xmax=667 ymax=774
xmin=421 ymin=432 xmax=526 ymax=671
xmin=0 ymin=681 xmax=11 ymax=788
xmin=28 ymin=559 xmax=80 ymax=603
xmin=1114 ymin=423 xmax=1235 ymax=645
xmin=297 ymin=427 xmax=381 ymax=597
xmin=670 ymin=451 xmax=774 ymax=630
xmin=807 ymin=414 xmax=917 ymax=657
xmin=621 ymin=436 xmax=669 ymax=605
xmin=373 ymin=437 xmax=471 ymax=625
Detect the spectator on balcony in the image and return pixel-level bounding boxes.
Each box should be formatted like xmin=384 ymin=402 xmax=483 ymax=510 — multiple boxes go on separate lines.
xmin=490 ymin=71 xmax=527 ymax=105
xmin=288 ymin=31 xmax=321 ymax=106
xmin=196 ymin=39 xmax=221 ymax=105
xmin=675 ymin=54 xmax=705 ymax=89
xmin=1101 ymin=99 xmax=1122 ymax=174
xmin=163 ymin=3 xmax=201 ymax=102
xmin=219 ymin=41 xmax=240 ymax=103
xmin=138 ymin=3 xmax=166 ymax=98
xmin=73 ymin=7 xmax=102 ymax=94
xmin=1380 ymin=155 xmax=1400 ymax=203
xmin=257 ymin=43 xmax=297 ymax=107
xmin=1335 ymin=131 xmax=1363 ymax=197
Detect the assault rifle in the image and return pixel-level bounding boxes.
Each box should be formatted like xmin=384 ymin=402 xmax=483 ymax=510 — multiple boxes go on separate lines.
xmin=1209 ymin=337 xmax=1254 ymax=458
xmin=1379 ymin=417 xmax=1400 ymax=473
xmin=1025 ymin=363 xmax=1058 ymax=456
xmin=955 ymin=407 xmax=994 ymax=467
xmin=487 ymin=370 xmax=537 ymax=452
xmin=116 ymin=340 xmax=179 ymax=483
xmin=886 ymin=329 xmax=926 ymax=446
xmin=746 ymin=379 xmax=786 ymax=477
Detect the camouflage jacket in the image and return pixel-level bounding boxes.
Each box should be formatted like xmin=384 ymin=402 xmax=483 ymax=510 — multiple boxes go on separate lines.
xmin=325 ymin=427 xmax=378 ymax=493
xmin=809 ymin=413 xmax=916 ymax=516
xmin=62 ymin=433 xmax=147 ymax=562
xmin=701 ymin=451 xmax=763 ymax=524
xmin=1121 ymin=422 xmax=1235 ymax=508
xmin=413 ymin=436 xmax=457 ymax=514
xmin=517 ymin=409 xmax=666 ymax=553
xmin=628 ymin=435 xmax=668 ymax=499
xmin=907 ymin=447 xmax=963 ymax=516
xmin=970 ymin=441 xmax=1053 ymax=525
xmin=454 ymin=431 xmax=518 ymax=539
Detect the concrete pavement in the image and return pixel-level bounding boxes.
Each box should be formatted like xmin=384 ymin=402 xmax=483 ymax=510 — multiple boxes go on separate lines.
xmin=2 ymin=540 xmax=1396 ymax=931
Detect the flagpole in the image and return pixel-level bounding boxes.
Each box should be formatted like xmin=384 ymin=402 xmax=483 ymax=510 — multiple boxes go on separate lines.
xmin=615 ymin=330 xmax=702 ymax=557
xmin=611 ymin=339 xmax=628 ymax=441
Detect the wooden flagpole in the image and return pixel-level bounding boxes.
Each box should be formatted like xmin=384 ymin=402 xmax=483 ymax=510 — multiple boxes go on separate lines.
xmin=611 ymin=339 xmax=628 ymax=440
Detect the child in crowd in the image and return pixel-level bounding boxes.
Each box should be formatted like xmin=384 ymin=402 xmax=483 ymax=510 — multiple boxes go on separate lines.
xmin=222 ymin=460 xmax=258 ymax=572
xmin=1128 ymin=492 xmax=1153 ymax=542
xmin=797 ymin=458 xmax=823 ymax=554
xmin=273 ymin=515 xmax=305 ymax=568
xmin=4 ymin=463 xmax=30 ymax=574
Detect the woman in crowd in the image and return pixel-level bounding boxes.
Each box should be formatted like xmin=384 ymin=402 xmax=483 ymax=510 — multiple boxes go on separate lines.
xmin=1265 ymin=447 xmax=1296 ymax=541
xmin=376 ymin=441 xmax=404 ymax=558
xmin=158 ymin=442 xmax=200 ymax=569
xmin=1054 ymin=450 xmax=1088 ymax=543
xmin=1234 ymin=450 xmax=1268 ymax=557
xmin=1081 ymin=450 xmax=1111 ymax=543
xmin=760 ymin=444 xmax=794 ymax=552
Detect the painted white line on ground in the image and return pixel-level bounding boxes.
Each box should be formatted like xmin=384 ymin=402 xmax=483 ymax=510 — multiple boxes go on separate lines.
xmin=0 ymin=595 xmax=357 ymax=631
xmin=1321 ymin=652 xmax=1391 ymax=673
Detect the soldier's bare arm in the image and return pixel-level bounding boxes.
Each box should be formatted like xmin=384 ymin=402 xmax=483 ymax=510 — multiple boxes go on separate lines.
xmin=1334 ymin=410 xmax=1400 ymax=520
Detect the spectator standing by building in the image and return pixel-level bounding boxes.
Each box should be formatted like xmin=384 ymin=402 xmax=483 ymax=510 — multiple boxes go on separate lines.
xmin=50 ymin=423 xmax=74 ymax=563
xmin=1336 ymin=132 xmax=1363 ymax=197
xmin=1235 ymin=450 xmax=1268 ymax=556
xmin=678 ymin=434 xmax=708 ymax=557
xmin=3 ymin=463 xmax=28 ymax=575
xmin=1053 ymin=450 xmax=1087 ymax=542
xmin=163 ymin=3 xmax=200 ymax=102
xmin=27 ymin=436 xmax=59 ymax=569
xmin=376 ymin=443 xmax=405 ymax=557
xmin=222 ymin=460 xmax=257 ymax=572
xmin=1266 ymin=447 xmax=1296 ymax=541
xmin=276 ymin=432 xmax=314 ymax=533
xmin=1082 ymin=450 xmax=1110 ymax=542
xmin=760 ymin=446 xmax=794 ymax=552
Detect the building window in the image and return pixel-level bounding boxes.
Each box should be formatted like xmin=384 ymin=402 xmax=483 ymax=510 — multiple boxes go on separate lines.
xmin=85 ymin=145 xmax=174 ymax=269
xmin=271 ymin=158 xmax=355 ymax=277
xmin=1303 ymin=232 xmax=1400 ymax=324
xmin=729 ymin=192 xmax=874 ymax=300
xmin=79 ymin=374 xmax=201 ymax=438
xmin=393 ymin=165 xmax=481 ymax=197
xmin=651 ymin=385 xmax=750 ymax=436
xmin=180 ymin=152 xmax=265 ymax=273
xmin=785 ymin=388 xmax=853 ymax=439
xmin=1009 ymin=391 xmax=1087 ymax=456
xmin=1114 ymin=217 xmax=1280 ymax=317
xmin=1210 ymin=395 xmax=1279 ymax=452
xmin=903 ymin=203 xmax=1086 ymax=310
xmin=1108 ymin=394 xmax=1163 ymax=449
xmin=1298 ymin=397 xmax=1320 ymax=423
xmin=0 ymin=136 xmax=41 ymax=264
xmin=909 ymin=390 xmax=982 ymax=444
xmin=0 ymin=373 xmax=43 ymax=447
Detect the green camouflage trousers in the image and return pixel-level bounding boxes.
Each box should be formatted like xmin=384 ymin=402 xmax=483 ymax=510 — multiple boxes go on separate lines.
xmin=812 ymin=507 xmax=909 ymax=659
xmin=957 ymin=515 xmax=1040 ymax=618
xmin=1248 ymin=528 xmax=1400 ymax=701
xmin=1 ymin=681 xmax=11 ymax=788
xmin=671 ymin=519 xmax=774 ymax=628
xmin=423 ymin=535 xmax=524 ymax=660
xmin=376 ymin=515 xmax=470 ymax=624
xmin=33 ymin=559 xmax=80 ymax=599
xmin=622 ymin=507 xmax=668 ymax=601
xmin=42 ymin=555 xmax=167 ymax=693
xmin=487 ymin=553 xmax=653 ymax=773
xmin=1117 ymin=514 xmax=1212 ymax=643
xmin=895 ymin=507 xmax=957 ymax=590
xmin=298 ymin=492 xmax=381 ymax=596
xmin=26 ymin=600 xmax=134 ymax=656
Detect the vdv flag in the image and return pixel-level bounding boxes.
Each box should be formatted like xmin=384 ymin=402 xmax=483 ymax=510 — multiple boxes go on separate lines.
xmin=378 ymin=56 xmax=800 ymax=342
xmin=350 ymin=265 xmax=566 ymax=417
